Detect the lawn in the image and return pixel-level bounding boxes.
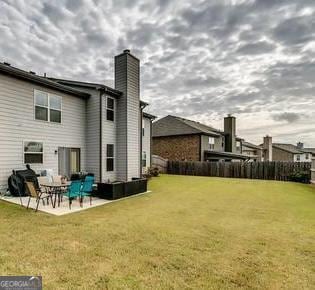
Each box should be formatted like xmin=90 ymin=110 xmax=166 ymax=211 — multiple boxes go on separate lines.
xmin=0 ymin=175 xmax=314 ymax=289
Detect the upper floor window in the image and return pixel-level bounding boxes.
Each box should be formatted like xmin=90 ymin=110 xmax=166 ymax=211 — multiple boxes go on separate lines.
xmin=106 ymin=97 xmax=114 ymax=121
xmin=296 ymin=154 xmax=301 ymax=161
xmin=306 ymin=153 xmax=309 ymax=160
xmin=24 ymin=141 xmax=43 ymax=164
xmin=142 ymin=127 xmax=145 ymax=136
xmin=208 ymin=137 xmax=215 ymax=150
xmin=34 ymin=90 xmax=61 ymax=123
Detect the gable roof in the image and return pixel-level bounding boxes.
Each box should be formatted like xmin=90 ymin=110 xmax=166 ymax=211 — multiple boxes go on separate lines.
xmin=242 ymin=141 xmax=262 ymax=150
xmin=0 ymin=62 xmax=90 ymax=99
xmin=49 ymin=78 xmax=122 ymax=98
xmin=272 ymin=143 xmax=305 ymax=154
xmin=153 ymin=115 xmax=223 ymax=138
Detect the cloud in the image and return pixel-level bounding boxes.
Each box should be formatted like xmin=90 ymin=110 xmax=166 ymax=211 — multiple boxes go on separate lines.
xmin=272 ymin=112 xmax=302 ymax=123
xmin=0 ymin=0 xmax=314 ymax=146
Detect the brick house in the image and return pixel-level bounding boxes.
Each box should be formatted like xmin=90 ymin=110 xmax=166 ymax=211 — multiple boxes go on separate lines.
xmin=152 ymin=115 xmax=248 ymax=162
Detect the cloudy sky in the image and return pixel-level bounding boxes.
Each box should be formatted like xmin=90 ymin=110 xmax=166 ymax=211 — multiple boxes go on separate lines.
xmin=1 ymin=0 xmax=314 ymax=146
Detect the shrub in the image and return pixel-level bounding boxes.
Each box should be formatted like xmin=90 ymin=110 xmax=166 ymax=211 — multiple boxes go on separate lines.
xmin=288 ymin=171 xmax=310 ymax=183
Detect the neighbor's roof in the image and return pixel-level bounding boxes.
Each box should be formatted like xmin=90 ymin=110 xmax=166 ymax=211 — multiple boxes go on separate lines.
xmin=303 ymin=148 xmax=315 ymax=154
xmin=49 ymin=78 xmax=122 ymax=98
xmin=272 ymin=143 xmax=305 ymax=154
xmin=0 ymin=62 xmax=90 ymax=99
xmin=242 ymin=141 xmax=262 ymax=150
xmin=153 ymin=115 xmax=223 ymax=138
xmin=143 ymin=112 xmax=157 ymax=120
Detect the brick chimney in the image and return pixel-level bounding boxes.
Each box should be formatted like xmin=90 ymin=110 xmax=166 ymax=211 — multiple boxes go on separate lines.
xmin=115 ymin=49 xmax=140 ymax=180
xmin=224 ymin=114 xmax=236 ymax=152
xmin=297 ymin=142 xmax=304 ymax=150
xmin=263 ymin=135 xmax=273 ymax=161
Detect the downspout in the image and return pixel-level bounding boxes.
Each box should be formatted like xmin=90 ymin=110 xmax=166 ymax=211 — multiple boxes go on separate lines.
xmin=99 ymin=92 xmax=103 ymax=182
xmin=150 ymin=119 xmax=153 ymax=168
xmin=140 ymin=109 xmax=143 ymax=178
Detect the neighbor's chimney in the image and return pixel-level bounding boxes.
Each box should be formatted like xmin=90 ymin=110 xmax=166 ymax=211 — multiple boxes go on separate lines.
xmin=297 ymin=142 xmax=304 ymax=150
xmin=224 ymin=114 xmax=236 ymax=152
xmin=115 ymin=49 xmax=140 ymax=181
xmin=263 ymin=135 xmax=273 ymax=161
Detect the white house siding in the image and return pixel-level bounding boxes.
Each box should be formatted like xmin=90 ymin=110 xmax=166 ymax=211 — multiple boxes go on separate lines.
xmin=142 ymin=116 xmax=151 ymax=172
xmin=0 ymin=74 xmax=86 ymax=188
xmin=294 ymin=153 xmax=310 ymax=162
xmin=102 ymin=94 xmax=117 ymax=182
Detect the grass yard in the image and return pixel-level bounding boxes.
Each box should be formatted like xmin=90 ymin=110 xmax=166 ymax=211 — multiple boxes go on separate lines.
xmin=0 ymin=175 xmax=315 ymax=289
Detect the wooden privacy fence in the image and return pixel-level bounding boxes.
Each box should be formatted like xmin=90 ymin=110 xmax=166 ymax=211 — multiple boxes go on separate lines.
xmin=167 ymin=160 xmax=311 ymax=181
xmin=152 ymin=155 xmax=168 ymax=173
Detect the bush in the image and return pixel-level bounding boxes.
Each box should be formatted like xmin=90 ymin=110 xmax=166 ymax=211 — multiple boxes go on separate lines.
xmin=288 ymin=171 xmax=310 ymax=183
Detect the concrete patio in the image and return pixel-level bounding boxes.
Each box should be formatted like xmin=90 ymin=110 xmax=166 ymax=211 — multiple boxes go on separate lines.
xmin=0 ymin=191 xmax=150 ymax=216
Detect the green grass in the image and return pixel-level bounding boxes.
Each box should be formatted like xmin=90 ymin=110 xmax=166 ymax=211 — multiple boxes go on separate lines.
xmin=0 ymin=175 xmax=315 ymax=289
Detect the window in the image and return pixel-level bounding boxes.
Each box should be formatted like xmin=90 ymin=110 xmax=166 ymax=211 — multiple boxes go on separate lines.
xmin=306 ymin=153 xmax=309 ymax=160
xmin=296 ymin=154 xmax=300 ymax=161
xmin=34 ymin=90 xmax=62 ymax=123
xmin=236 ymin=141 xmax=241 ymax=151
xmin=106 ymin=97 xmax=114 ymax=121
xmin=24 ymin=141 xmax=43 ymax=164
xmin=142 ymin=151 xmax=147 ymax=167
xmin=208 ymin=137 xmax=215 ymax=150
xmin=106 ymin=144 xmax=114 ymax=171
xmin=142 ymin=127 xmax=145 ymax=136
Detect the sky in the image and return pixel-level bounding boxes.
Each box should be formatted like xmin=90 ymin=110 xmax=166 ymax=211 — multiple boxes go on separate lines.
xmin=1 ymin=0 xmax=314 ymax=146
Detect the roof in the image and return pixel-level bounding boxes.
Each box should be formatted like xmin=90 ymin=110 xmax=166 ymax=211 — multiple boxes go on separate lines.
xmin=0 ymin=62 xmax=90 ymax=99
xmin=143 ymin=112 xmax=157 ymax=120
xmin=49 ymin=78 xmax=122 ymax=98
xmin=272 ymin=143 xmax=305 ymax=154
xmin=242 ymin=141 xmax=262 ymax=150
xmin=153 ymin=115 xmax=223 ymax=138
xmin=204 ymin=150 xmax=249 ymax=160
xmin=303 ymin=148 xmax=315 ymax=154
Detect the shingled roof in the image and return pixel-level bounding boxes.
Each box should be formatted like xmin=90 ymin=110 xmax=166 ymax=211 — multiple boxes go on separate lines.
xmin=273 ymin=143 xmax=305 ymax=154
xmin=153 ymin=115 xmax=223 ymax=138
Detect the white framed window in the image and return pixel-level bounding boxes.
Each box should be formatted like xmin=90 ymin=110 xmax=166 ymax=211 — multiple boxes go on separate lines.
xmin=34 ymin=90 xmax=62 ymax=123
xmin=142 ymin=151 xmax=147 ymax=167
xmin=236 ymin=141 xmax=241 ymax=151
xmin=24 ymin=141 xmax=43 ymax=164
xmin=306 ymin=153 xmax=309 ymax=160
xmin=106 ymin=144 xmax=114 ymax=171
xmin=208 ymin=137 xmax=215 ymax=150
xmin=106 ymin=97 xmax=114 ymax=121
xmin=296 ymin=154 xmax=300 ymax=161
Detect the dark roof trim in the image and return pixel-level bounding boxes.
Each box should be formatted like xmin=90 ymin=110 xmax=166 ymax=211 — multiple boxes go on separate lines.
xmin=143 ymin=112 xmax=157 ymax=120
xmin=204 ymin=150 xmax=249 ymax=160
xmin=0 ymin=63 xmax=90 ymax=99
xmin=243 ymin=141 xmax=262 ymax=150
xmin=49 ymin=78 xmax=122 ymax=98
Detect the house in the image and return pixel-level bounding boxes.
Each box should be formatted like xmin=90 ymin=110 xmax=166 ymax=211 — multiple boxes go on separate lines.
xmin=0 ymin=49 xmax=154 ymax=189
xmin=152 ymin=114 xmax=248 ymax=162
xmin=242 ymin=141 xmax=263 ymax=161
xmin=272 ymin=142 xmax=312 ymax=162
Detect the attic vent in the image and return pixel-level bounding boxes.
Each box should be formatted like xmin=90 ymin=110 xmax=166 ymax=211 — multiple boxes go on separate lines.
xmin=29 ymin=71 xmax=36 ymax=75
xmin=3 ymin=62 xmax=11 ymax=66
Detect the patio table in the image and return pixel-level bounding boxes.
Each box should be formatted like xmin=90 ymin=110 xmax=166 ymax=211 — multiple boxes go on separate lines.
xmin=40 ymin=181 xmax=71 ymax=208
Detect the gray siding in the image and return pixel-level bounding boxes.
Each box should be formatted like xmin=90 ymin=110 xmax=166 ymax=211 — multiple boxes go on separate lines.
xmin=115 ymin=52 xmax=140 ymax=180
xmin=200 ymin=135 xmax=224 ymax=161
xmin=0 ymin=74 xmax=86 ymax=188
xmin=102 ymin=95 xmax=117 ymax=181
xmin=142 ymin=116 xmax=151 ymax=171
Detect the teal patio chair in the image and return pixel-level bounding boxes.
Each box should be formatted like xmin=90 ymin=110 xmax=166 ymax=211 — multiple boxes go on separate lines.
xmin=64 ymin=180 xmax=82 ymax=209
xmin=80 ymin=176 xmax=94 ymax=206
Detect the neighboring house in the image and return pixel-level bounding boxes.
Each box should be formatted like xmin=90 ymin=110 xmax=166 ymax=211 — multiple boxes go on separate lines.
xmin=152 ymin=114 xmax=248 ymax=162
xmin=0 ymin=49 xmax=154 ymax=189
xmin=142 ymin=112 xmax=156 ymax=173
xmin=242 ymin=141 xmax=263 ymax=161
xmin=272 ymin=143 xmax=312 ymax=162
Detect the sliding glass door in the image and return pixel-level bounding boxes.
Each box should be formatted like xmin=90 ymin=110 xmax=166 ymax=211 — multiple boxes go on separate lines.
xmin=58 ymin=147 xmax=80 ymax=177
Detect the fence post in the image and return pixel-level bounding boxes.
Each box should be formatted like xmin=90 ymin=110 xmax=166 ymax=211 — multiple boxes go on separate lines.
xmin=311 ymin=158 xmax=315 ymax=184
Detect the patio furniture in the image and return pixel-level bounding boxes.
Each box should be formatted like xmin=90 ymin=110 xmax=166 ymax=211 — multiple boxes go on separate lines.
xmin=63 ymin=180 xmax=82 ymax=209
xmin=40 ymin=181 xmax=71 ymax=208
xmin=25 ymin=181 xmax=52 ymax=212
xmin=80 ymin=176 xmax=94 ymax=206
